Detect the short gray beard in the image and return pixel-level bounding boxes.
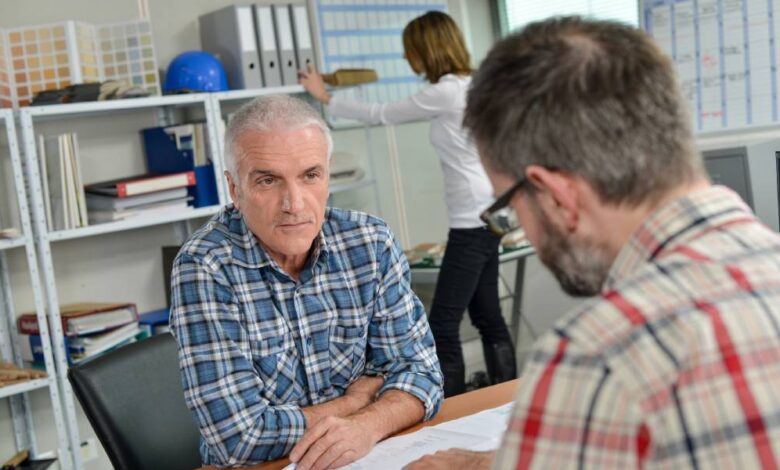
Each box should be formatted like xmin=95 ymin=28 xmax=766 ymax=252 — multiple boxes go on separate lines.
xmin=535 ymin=205 xmax=613 ymax=298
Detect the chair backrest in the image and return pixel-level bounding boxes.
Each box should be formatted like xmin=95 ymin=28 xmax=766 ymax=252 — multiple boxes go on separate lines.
xmin=68 ymin=333 xmax=202 ymax=470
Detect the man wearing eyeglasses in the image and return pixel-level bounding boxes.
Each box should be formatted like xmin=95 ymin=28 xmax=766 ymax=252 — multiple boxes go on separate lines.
xmin=407 ymin=16 xmax=780 ymax=470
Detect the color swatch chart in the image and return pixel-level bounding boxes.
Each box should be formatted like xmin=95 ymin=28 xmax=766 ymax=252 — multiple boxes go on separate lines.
xmin=313 ymin=0 xmax=448 ymax=125
xmin=0 ymin=32 xmax=10 ymax=108
xmin=97 ymin=20 xmax=160 ymax=96
xmin=643 ymin=0 xmax=780 ymax=132
xmin=0 ymin=19 xmax=160 ymax=108
xmin=1 ymin=22 xmax=100 ymax=107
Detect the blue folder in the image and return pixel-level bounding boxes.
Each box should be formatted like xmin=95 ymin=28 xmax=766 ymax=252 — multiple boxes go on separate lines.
xmin=141 ymin=125 xmax=219 ymax=208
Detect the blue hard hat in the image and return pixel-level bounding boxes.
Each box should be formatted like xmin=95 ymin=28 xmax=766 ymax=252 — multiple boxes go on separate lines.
xmin=163 ymin=51 xmax=229 ymax=93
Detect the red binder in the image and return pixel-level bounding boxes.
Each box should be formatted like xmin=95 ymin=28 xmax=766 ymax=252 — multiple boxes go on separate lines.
xmin=84 ymin=171 xmax=196 ymax=198
xmin=17 ymin=302 xmax=139 ymax=336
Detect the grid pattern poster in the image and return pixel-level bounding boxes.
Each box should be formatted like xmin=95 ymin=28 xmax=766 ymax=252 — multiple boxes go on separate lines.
xmin=643 ymin=0 xmax=780 ymax=132
xmin=314 ymin=0 xmax=448 ymax=124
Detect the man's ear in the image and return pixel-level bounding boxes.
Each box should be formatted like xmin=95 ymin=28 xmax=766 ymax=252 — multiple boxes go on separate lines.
xmin=524 ymin=165 xmax=579 ymax=232
xmin=225 ymin=171 xmax=240 ymax=210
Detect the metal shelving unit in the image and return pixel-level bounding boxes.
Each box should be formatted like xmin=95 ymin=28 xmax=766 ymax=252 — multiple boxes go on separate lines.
xmin=17 ymin=93 xmax=228 ymax=470
xmin=0 ymin=378 xmax=50 ymax=399
xmin=0 ymin=238 xmax=26 ymax=251
xmin=0 ymin=108 xmax=74 ymax=469
xmin=210 ymin=85 xmax=306 ymax=103
xmin=44 ymin=205 xmax=221 ymax=242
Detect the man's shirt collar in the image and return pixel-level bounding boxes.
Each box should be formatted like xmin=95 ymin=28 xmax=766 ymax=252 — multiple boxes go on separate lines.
xmin=604 ymin=185 xmax=754 ymax=291
xmin=225 ymin=204 xmax=331 ymax=277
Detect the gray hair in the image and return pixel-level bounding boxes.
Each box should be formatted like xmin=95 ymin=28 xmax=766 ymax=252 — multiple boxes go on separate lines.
xmin=224 ymin=94 xmax=333 ymax=179
xmin=464 ymin=16 xmax=705 ymax=206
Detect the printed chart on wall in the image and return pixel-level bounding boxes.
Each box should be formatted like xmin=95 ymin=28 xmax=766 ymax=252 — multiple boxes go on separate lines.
xmin=313 ymin=0 xmax=448 ymax=127
xmin=643 ymin=0 xmax=780 ymax=132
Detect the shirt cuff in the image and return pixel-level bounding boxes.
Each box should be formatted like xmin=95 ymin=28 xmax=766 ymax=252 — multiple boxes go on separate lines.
xmin=379 ymin=372 xmax=443 ymax=421
xmin=262 ymin=404 xmax=307 ymax=459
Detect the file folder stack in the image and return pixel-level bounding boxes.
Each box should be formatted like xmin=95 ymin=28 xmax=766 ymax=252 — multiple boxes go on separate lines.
xmin=19 ymin=302 xmax=146 ymax=366
xmin=199 ymin=2 xmax=317 ymax=89
xmin=37 ymin=132 xmax=89 ymax=231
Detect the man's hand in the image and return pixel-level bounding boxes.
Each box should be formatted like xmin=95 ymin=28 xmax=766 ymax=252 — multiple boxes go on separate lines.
xmin=289 ymin=415 xmax=378 ymax=470
xmin=344 ymin=374 xmax=384 ymax=408
xmin=403 ymin=449 xmax=494 ymax=470
xmin=295 ymin=388 xmax=424 ymax=469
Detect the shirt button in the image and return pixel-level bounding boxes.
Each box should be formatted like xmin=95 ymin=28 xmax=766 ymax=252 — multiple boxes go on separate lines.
xmin=318 ymin=390 xmax=326 ymax=397
xmin=306 ymin=336 xmax=313 ymax=345
xmin=277 ymin=339 xmax=284 ymax=347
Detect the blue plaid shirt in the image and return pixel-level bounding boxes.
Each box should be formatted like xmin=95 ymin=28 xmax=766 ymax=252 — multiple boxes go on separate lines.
xmin=170 ymin=205 xmax=443 ymax=466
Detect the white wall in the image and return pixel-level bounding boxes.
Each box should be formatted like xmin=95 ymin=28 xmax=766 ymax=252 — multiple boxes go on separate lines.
xmin=0 ymin=1 xmax=577 ymax=468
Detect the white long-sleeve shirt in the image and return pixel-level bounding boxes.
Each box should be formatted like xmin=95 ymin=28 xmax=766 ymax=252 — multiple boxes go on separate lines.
xmin=328 ymin=74 xmax=493 ymax=229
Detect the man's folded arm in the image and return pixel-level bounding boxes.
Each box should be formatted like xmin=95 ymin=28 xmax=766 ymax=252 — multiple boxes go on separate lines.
xmin=366 ymin=229 xmax=444 ymax=420
xmin=170 ymin=253 xmax=307 ymax=465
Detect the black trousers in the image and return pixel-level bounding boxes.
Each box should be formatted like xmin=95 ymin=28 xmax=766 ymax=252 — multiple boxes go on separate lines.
xmin=428 ymin=227 xmax=513 ymax=393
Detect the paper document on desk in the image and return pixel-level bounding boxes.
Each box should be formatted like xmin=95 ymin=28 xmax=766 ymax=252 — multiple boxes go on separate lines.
xmin=282 ymin=403 xmax=513 ymax=469
xmin=432 ymin=402 xmax=514 ymax=451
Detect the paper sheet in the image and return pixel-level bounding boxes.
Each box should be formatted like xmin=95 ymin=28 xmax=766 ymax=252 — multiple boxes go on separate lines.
xmin=432 ymin=402 xmax=513 ymax=451
xmin=283 ymin=403 xmax=513 ymax=469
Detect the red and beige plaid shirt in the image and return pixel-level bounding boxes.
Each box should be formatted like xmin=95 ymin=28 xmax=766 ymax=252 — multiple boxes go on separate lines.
xmin=494 ymin=186 xmax=780 ymax=469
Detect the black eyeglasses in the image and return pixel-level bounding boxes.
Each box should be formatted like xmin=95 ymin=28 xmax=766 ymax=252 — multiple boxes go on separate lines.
xmin=480 ymin=178 xmax=526 ymax=235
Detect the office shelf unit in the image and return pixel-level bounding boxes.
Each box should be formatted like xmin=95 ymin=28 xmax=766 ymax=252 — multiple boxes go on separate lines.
xmin=17 ymin=94 xmax=226 ymax=470
xmin=0 ymin=109 xmax=73 ymax=469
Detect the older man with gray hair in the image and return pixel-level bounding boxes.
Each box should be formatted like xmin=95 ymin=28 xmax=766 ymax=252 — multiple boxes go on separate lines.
xmin=170 ymin=95 xmax=443 ymax=469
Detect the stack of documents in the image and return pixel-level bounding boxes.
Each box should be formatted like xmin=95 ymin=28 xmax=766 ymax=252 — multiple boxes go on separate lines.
xmin=19 ymin=301 xmax=147 ymax=366
xmin=67 ymin=322 xmax=144 ymax=361
xmin=17 ymin=301 xmax=139 ymax=337
xmin=37 ymin=132 xmax=88 ymax=231
xmin=0 ymin=156 xmax=22 ymax=238
xmin=84 ymin=174 xmax=194 ymax=224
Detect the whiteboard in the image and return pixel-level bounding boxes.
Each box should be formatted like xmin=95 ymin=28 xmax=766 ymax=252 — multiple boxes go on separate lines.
xmin=642 ymin=0 xmax=780 ymax=132
xmin=312 ymin=0 xmax=449 ymax=125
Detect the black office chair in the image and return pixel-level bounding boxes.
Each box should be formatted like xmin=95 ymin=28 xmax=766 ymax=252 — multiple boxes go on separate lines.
xmin=68 ymin=333 xmax=202 ymax=470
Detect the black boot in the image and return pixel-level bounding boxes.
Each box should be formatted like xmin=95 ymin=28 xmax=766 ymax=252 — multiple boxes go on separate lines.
xmin=482 ymin=340 xmax=517 ymax=385
xmin=441 ymin=362 xmax=466 ymax=397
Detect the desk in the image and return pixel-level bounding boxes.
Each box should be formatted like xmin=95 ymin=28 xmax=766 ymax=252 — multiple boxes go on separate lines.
xmin=209 ymin=379 xmax=520 ymax=470
xmin=410 ymin=246 xmax=536 ymax=344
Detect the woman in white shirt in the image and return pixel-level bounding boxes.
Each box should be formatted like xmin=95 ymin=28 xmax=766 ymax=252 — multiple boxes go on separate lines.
xmin=299 ymin=11 xmax=516 ymax=397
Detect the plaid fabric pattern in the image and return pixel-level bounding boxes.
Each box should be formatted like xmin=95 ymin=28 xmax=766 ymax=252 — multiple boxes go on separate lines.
xmin=170 ymin=206 xmax=443 ymax=466
xmin=494 ymin=186 xmax=780 ymax=469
